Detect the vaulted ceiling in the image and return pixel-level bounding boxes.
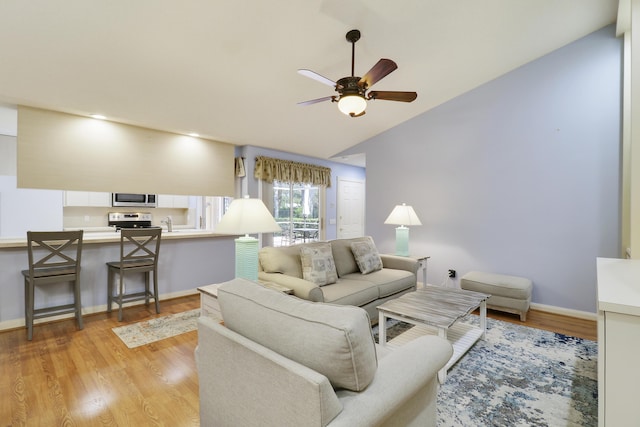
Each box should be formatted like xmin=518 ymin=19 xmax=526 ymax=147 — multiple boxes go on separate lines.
xmin=0 ymin=1 xmax=618 ymax=164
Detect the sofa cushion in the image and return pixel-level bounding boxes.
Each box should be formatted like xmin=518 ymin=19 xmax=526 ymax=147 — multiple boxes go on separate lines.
xmin=300 ymin=243 xmax=338 ymax=286
xmin=341 ymin=269 xmax=416 ymax=298
xmin=351 ymin=237 xmax=383 ymax=274
xmin=321 ymin=279 xmax=380 ymax=307
xmin=218 ymin=278 xmax=378 ymax=392
xmin=331 ymin=237 xmax=374 ymax=277
xmin=259 ymin=245 xmax=304 ymax=278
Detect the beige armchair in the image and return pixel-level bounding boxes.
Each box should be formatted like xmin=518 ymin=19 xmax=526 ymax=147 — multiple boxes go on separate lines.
xmin=195 ymin=278 xmax=453 ymax=427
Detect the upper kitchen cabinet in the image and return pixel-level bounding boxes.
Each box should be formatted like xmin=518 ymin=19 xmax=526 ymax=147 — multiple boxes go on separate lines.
xmin=0 ymin=176 xmax=64 ymax=238
xmin=157 ymin=195 xmax=191 ymax=208
xmin=64 ymin=191 xmax=111 ymax=207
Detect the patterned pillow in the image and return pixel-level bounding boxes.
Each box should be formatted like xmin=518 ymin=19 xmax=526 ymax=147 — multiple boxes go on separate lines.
xmin=351 ymin=237 xmax=383 ymax=274
xmin=300 ymin=243 xmax=338 ymax=286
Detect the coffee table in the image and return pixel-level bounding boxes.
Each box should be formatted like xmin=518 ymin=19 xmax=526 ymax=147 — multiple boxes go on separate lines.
xmin=377 ymin=286 xmax=490 ymax=383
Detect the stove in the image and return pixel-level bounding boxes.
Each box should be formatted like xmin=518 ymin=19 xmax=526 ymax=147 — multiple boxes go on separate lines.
xmin=108 ymin=212 xmax=154 ymax=230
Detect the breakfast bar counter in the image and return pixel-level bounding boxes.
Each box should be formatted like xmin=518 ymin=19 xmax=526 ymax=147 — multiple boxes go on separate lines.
xmin=0 ymin=229 xmax=226 ymax=248
xmin=0 ymin=230 xmax=237 ymax=330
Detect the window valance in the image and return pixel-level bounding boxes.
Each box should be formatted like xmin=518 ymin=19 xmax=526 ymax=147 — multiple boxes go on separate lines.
xmin=254 ymin=156 xmax=332 ymax=187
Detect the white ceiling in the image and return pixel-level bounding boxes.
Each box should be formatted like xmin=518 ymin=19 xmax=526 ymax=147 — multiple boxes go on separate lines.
xmin=0 ymin=1 xmax=618 ymax=165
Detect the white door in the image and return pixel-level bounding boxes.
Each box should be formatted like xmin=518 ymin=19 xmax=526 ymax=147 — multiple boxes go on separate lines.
xmin=337 ymin=178 xmax=365 ymax=238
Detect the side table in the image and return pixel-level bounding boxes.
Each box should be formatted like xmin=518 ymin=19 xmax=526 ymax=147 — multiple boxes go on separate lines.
xmin=413 ymin=255 xmax=430 ymax=286
xmin=197 ymin=283 xmax=223 ymax=321
xmin=197 ymin=281 xmax=293 ymax=321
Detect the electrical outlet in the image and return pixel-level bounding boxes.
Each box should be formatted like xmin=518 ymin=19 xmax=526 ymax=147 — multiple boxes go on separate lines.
xmin=448 ymin=269 xmax=456 ymax=278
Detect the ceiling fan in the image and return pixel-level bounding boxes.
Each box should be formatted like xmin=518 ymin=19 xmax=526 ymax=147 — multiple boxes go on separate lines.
xmin=297 ymin=29 xmax=417 ymax=118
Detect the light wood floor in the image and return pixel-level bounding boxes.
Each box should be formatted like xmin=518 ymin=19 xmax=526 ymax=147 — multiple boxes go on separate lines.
xmin=0 ymin=294 xmax=596 ymax=426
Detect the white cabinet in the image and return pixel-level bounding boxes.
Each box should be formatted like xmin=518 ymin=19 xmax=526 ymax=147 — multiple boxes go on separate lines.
xmin=596 ymin=258 xmax=640 ymax=426
xmin=173 ymin=195 xmax=190 ymax=208
xmin=0 ymin=176 xmax=64 ymax=237
xmin=64 ymin=191 xmax=111 ymax=207
xmin=157 ymin=194 xmax=190 ymax=208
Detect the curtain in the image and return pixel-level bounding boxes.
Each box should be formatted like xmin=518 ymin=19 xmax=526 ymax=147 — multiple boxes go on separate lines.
xmin=254 ymin=156 xmax=332 ymax=187
xmin=234 ymin=157 xmax=246 ymax=177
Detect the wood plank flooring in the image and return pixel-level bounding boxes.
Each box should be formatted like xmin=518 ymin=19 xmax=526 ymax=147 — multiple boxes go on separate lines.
xmin=0 ymin=293 xmax=596 ymax=426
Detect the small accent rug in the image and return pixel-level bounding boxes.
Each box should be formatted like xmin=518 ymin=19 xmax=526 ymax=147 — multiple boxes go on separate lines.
xmin=374 ymin=316 xmax=598 ymax=427
xmin=112 ymin=309 xmax=200 ymax=348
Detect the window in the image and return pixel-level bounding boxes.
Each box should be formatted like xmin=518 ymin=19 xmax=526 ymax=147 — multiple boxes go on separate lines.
xmin=201 ymin=196 xmax=232 ymax=229
xmin=272 ymin=181 xmax=321 ymax=246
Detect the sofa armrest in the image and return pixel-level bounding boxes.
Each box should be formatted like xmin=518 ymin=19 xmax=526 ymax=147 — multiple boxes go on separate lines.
xmin=380 ymin=254 xmax=420 ymax=275
xmin=258 ymin=271 xmax=325 ymax=302
xmin=196 ymin=317 xmax=343 ymax=427
xmin=330 ymin=335 xmax=453 ymax=427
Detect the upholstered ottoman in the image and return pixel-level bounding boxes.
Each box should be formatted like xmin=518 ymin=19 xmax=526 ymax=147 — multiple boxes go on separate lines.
xmin=461 ymin=271 xmax=532 ymax=321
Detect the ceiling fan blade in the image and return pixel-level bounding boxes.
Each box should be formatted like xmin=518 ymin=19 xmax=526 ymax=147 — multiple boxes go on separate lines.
xmin=359 ymin=59 xmax=397 ymax=89
xmin=367 ymin=91 xmax=417 ymax=102
xmin=298 ymin=69 xmax=337 ymax=87
xmin=297 ymin=95 xmax=335 ymax=106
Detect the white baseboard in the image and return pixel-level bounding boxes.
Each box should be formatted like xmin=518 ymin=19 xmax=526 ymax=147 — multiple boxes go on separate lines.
xmin=3 ymin=287 xmax=595 ymax=333
xmin=0 ymin=288 xmax=199 ymax=332
xmin=530 ymin=302 xmax=597 ymax=321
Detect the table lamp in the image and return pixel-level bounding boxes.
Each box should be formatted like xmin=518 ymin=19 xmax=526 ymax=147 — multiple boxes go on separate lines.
xmin=215 ymin=195 xmax=282 ymax=281
xmin=384 ymin=203 xmax=422 ymax=256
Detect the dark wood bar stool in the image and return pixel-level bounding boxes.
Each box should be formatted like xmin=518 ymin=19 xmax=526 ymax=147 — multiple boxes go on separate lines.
xmin=22 ymin=230 xmax=84 ymax=340
xmin=107 ymin=227 xmax=162 ymax=321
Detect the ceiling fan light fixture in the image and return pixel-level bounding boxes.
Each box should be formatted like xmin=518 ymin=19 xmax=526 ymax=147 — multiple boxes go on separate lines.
xmin=298 ymin=29 xmax=416 ymax=116
xmin=338 ymin=94 xmax=367 ymax=116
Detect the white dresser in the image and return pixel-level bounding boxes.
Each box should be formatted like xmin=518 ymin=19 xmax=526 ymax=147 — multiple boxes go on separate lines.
xmin=596 ymin=257 xmax=640 ymax=426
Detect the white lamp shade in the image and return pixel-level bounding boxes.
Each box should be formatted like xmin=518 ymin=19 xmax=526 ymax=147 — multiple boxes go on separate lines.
xmin=215 ymin=196 xmax=282 ymax=235
xmin=215 ymin=196 xmax=281 ymax=281
xmin=338 ymin=95 xmax=367 ymax=116
xmin=384 ymin=203 xmax=422 ymax=227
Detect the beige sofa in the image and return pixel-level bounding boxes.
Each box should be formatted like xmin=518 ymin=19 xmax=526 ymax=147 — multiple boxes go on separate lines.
xmin=196 ymin=278 xmax=453 ymax=427
xmin=258 ymin=236 xmax=419 ymax=321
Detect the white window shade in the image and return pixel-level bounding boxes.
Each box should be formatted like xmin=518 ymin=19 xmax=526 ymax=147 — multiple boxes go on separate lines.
xmin=17 ymin=106 xmax=235 ymax=196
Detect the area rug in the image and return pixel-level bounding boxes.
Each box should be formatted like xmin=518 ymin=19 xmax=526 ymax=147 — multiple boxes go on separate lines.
xmin=374 ymin=317 xmax=598 ymax=427
xmin=111 ymin=309 xmax=200 ymax=348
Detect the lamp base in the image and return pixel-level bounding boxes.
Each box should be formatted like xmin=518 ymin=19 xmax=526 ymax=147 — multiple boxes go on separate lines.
xmin=395 ymin=226 xmax=410 ymax=257
xmin=235 ymin=235 xmax=259 ymax=281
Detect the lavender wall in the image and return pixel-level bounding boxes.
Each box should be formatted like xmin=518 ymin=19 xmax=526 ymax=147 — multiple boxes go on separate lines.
xmin=340 ymin=26 xmax=622 ymax=313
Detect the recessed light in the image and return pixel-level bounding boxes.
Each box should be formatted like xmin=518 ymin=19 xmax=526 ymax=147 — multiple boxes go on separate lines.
xmin=188 ymin=132 xmax=200 ymax=137
xmin=90 ymin=114 xmax=106 ymax=120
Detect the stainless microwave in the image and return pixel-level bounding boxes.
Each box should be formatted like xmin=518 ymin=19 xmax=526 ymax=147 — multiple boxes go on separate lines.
xmin=112 ymin=193 xmax=157 ymax=208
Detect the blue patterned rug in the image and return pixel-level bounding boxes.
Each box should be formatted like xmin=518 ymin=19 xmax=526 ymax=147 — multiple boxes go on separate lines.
xmin=374 ymin=316 xmax=597 ymax=426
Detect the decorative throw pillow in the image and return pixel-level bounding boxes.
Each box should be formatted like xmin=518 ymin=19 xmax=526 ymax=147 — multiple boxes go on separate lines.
xmin=351 ymin=237 xmax=383 ymax=274
xmin=300 ymin=243 xmax=338 ymax=286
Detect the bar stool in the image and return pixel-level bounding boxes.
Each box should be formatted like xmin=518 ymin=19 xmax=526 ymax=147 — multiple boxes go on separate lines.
xmin=22 ymin=230 xmax=84 ymax=340
xmin=107 ymin=227 xmax=162 ymax=321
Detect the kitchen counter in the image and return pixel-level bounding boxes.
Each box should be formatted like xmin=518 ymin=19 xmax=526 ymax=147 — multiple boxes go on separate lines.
xmin=0 ymin=229 xmax=235 ymax=249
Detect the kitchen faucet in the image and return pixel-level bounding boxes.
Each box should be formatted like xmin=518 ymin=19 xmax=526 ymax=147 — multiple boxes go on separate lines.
xmin=161 ymin=216 xmax=173 ymax=232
